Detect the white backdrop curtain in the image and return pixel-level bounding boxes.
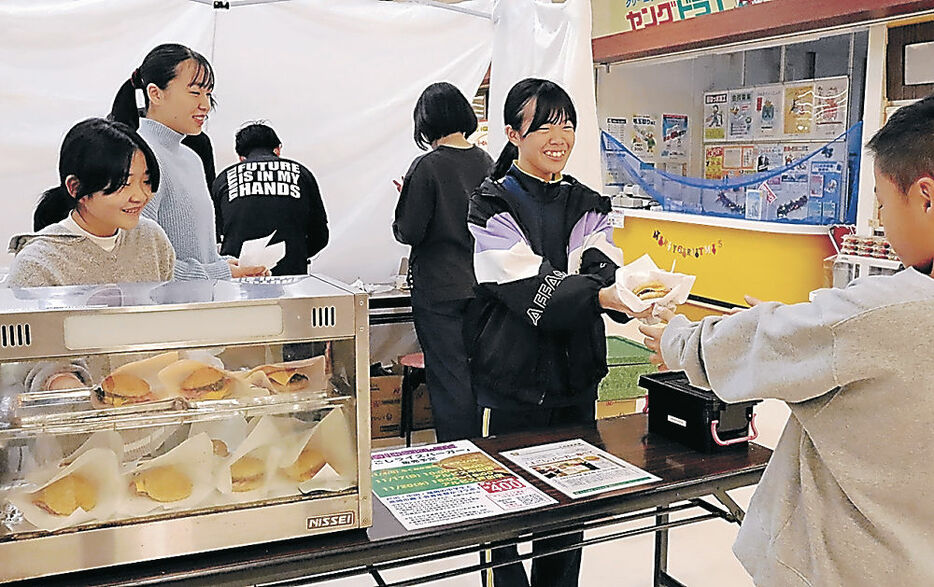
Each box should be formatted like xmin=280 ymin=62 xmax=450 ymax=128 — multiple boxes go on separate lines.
xmin=487 ymin=0 xmax=601 ymax=190
xmin=0 ymin=0 xmax=493 ymax=283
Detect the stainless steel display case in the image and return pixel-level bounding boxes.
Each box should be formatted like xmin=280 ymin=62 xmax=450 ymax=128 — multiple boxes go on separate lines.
xmin=0 ymin=275 xmax=370 ymax=583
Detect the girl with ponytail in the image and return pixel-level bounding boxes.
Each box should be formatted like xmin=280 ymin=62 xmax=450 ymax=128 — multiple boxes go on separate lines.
xmin=466 ymin=79 xmax=647 ymax=587
xmin=8 ymin=118 xmax=175 ymax=395
xmin=11 ymin=117 xmax=175 ymax=288
xmin=110 ymin=44 xmax=266 ymax=280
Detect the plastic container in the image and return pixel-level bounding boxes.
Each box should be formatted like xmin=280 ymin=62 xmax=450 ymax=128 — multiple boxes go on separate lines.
xmin=638 ymin=372 xmax=760 ymax=452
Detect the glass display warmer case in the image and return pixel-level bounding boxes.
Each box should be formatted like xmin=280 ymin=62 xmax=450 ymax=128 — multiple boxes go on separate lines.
xmin=0 ymin=275 xmax=370 ymax=583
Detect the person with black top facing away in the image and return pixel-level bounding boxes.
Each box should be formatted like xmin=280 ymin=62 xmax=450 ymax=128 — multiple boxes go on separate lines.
xmin=467 ymin=78 xmax=646 ymax=587
xmin=110 ymin=43 xmax=266 ymax=280
xmin=211 ymin=123 xmax=329 ymax=276
xmin=393 ymin=82 xmax=492 ymax=442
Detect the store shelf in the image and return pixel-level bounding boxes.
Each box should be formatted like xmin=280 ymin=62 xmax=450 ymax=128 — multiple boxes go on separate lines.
xmin=3 ymin=390 xmax=350 ymax=439
xmin=613 ymin=207 xmax=832 ymax=235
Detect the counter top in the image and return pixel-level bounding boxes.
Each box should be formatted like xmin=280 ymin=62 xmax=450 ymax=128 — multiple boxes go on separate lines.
xmin=612 ymin=207 xmax=833 ymax=236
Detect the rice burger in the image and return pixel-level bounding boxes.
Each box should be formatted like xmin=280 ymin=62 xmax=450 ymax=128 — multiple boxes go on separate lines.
xmin=260 ymin=367 xmax=310 ymax=394
xmin=131 ymin=466 xmax=193 ymax=503
xmin=633 ymin=281 xmax=671 ymax=301
xmin=180 ymin=367 xmax=232 ymax=401
xmin=230 ymin=455 xmax=265 ymax=492
xmin=31 ymin=474 xmax=97 ymax=516
xmin=280 ymin=447 xmax=326 ymax=482
xmin=98 ymin=373 xmax=156 ymax=407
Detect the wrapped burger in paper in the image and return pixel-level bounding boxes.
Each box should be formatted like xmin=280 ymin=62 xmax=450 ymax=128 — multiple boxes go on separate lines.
xmin=158 ymin=359 xmax=251 ymax=402
xmin=299 ymin=406 xmax=357 ymax=493
xmin=244 ymin=356 xmax=327 ymax=395
xmin=121 ymin=433 xmax=215 ymax=516
xmin=614 ymin=255 xmax=696 ymax=319
xmin=215 ymin=416 xmax=283 ymax=503
xmin=266 ymin=407 xmax=355 ymax=496
xmin=11 ymin=447 xmax=121 ymax=531
xmin=91 ymin=351 xmax=180 ymax=408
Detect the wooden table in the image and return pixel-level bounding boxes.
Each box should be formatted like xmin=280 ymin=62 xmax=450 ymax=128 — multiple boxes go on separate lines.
xmin=21 ymin=414 xmax=771 ymax=587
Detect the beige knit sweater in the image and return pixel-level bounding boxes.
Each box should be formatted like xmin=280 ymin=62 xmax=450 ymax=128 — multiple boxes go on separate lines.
xmin=6 ymin=217 xmax=175 ymax=288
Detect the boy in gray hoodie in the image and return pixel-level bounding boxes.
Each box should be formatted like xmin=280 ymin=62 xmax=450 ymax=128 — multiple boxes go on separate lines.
xmin=642 ymin=96 xmax=934 ymax=585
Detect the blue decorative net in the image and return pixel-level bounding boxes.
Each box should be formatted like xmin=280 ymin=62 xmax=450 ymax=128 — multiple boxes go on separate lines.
xmin=601 ymin=122 xmax=863 ymax=225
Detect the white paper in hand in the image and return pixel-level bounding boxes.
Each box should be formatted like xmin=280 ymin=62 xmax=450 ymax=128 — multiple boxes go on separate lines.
xmin=238 ymin=232 xmax=286 ymax=272
xmin=614 ymin=254 xmax=696 ymax=314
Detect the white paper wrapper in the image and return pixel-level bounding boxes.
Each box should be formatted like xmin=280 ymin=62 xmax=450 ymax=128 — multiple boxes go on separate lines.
xmin=189 ymin=415 xmax=249 ymax=458
xmin=614 ymin=254 xmax=696 ymax=315
xmin=119 ymin=427 xmax=177 ymax=462
xmin=308 ymin=407 xmax=357 ymax=480
xmin=179 ymin=350 xmax=225 ymax=370
xmin=61 ymin=431 xmax=125 ymax=467
xmin=120 ymin=433 xmax=215 ymax=516
xmin=215 ymin=416 xmax=283 ymax=503
xmin=101 ymin=351 xmax=180 ymax=402
xmin=11 ymin=448 xmax=121 ymax=531
xmin=157 ymin=359 xmax=251 ymax=400
xmin=242 ymin=356 xmax=327 ymax=395
xmin=267 ymin=409 xmax=357 ymax=497
xmin=239 ymin=231 xmax=286 ymax=271
xmin=266 ymin=424 xmax=318 ymax=499
xmin=298 ymin=464 xmax=354 ymax=494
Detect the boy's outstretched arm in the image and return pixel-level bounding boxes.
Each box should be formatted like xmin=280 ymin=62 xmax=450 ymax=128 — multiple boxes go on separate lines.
xmin=654 ymin=300 xmax=842 ymax=404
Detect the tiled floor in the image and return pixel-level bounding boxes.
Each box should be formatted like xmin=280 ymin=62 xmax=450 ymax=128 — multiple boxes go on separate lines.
xmin=326 ymin=318 xmax=790 ymax=586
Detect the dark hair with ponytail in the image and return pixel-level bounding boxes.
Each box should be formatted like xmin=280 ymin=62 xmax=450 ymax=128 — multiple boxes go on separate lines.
xmin=491 ymin=78 xmax=577 ymax=180
xmin=110 ymin=43 xmax=215 ymax=130
xmin=33 ymin=118 xmax=161 ymax=231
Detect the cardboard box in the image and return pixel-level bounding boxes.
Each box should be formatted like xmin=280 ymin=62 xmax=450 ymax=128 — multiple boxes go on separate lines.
xmin=596 ymin=398 xmax=640 ymax=419
xmin=370 ymin=375 xmax=403 ymax=438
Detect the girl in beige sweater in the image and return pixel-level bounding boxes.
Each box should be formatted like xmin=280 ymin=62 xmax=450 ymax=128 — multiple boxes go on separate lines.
xmin=6 ymin=118 xmax=175 ymax=393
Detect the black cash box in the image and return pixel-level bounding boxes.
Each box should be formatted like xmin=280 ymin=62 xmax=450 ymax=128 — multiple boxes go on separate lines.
xmin=638 ymin=371 xmax=760 ymax=452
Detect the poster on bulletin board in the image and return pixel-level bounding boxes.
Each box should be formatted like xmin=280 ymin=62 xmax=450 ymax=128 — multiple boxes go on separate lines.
xmin=605 ymin=117 xmax=627 ymax=144
xmin=809 ymin=147 xmax=845 ymax=222
xmin=754 ymin=86 xmax=782 ymax=138
xmin=784 ymin=85 xmax=814 ymax=136
xmin=704 ymin=93 xmax=727 ymax=141
xmin=813 ymin=78 xmax=848 ymax=139
xmin=631 ymin=115 xmax=659 ymax=160
xmin=779 ymin=144 xmax=811 ymax=219
xmin=661 ymin=114 xmax=689 ymax=160
xmin=728 ymin=90 xmax=754 ymax=140
xmin=704 ymin=146 xmax=724 ymax=179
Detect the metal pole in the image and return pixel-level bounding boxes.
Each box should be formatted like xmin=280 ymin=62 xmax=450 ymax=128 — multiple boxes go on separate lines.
xmin=409 ymin=0 xmax=493 ymax=20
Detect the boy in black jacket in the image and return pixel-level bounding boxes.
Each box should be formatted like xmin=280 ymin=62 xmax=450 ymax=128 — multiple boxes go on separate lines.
xmin=212 ymin=123 xmax=328 ymax=276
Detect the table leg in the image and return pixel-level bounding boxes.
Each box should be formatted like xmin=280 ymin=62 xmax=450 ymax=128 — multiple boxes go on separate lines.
xmin=653 ymin=507 xmax=668 ymax=587
xmin=713 ymin=489 xmax=746 ymax=524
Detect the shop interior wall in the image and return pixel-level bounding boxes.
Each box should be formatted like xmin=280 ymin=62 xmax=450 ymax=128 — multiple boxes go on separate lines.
xmin=595 ymin=31 xmax=867 ymax=186
xmin=596 ymin=54 xmax=744 ymax=180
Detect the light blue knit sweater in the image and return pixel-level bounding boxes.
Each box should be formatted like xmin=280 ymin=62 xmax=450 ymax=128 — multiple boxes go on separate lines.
xmin=137 ymin=118 xmax=231 ymax=280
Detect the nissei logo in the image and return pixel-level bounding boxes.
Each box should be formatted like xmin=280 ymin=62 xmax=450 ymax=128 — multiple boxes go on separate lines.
xmin=307 ymin=511 xmax=355 ymax=530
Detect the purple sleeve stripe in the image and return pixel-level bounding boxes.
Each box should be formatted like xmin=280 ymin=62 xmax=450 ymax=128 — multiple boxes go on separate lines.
xmin=567 ymin=211 xmax=611 ymax=254
xmin=470 ymin=212 xmax=529 ymax=253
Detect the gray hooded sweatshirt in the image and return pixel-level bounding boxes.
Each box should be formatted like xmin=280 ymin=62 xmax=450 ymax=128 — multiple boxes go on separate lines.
xmin=661 ymin=268 xmax=934 ymax=585
xmin=6 ymin=217 xmax=175 ymax=288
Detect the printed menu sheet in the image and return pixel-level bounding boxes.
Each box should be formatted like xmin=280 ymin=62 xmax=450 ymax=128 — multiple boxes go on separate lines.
xmin=500 ymin=439 xmax=660 ymax=499
xmin=371 ymin=440 xmax=556 ymax=530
